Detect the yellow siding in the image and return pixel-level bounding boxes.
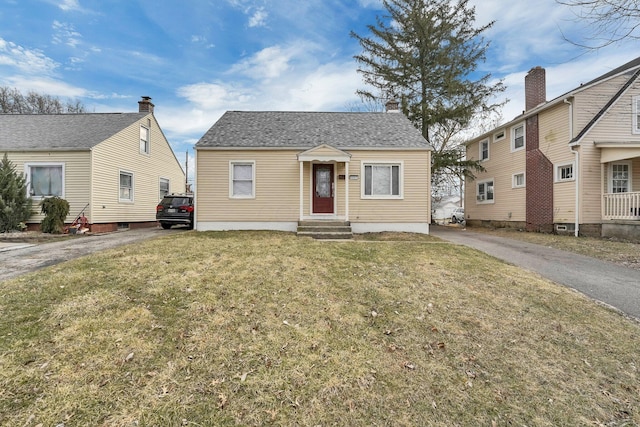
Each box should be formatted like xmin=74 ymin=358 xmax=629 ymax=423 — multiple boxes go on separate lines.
xmin=465 ymin=130 xmax=526 ymax=222
xmin=90 ymin=115 xmax=185 ymax=223
xmin=196 ymin=149 xmax=431 ymax=224
xmin=4 ymin=151 xmax=91 ymax=223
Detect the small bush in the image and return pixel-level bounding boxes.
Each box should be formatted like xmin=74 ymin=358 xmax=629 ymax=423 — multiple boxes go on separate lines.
xmin=40 ymin=196 xmax=70 ymax=234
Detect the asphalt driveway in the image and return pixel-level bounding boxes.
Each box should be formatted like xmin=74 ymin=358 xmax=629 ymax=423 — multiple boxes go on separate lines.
xmin=0 ymin=227 xmax=183 ymax=282
xmin=430 ymin=225 xmax=640 ymax=321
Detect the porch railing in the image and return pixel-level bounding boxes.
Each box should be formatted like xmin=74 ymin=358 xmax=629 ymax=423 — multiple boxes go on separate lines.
xmin=603 ymin=192 xmax=640 ymax=220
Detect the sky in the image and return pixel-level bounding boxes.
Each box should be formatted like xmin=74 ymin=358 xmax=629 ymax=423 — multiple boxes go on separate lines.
xmin=1 ymin=0 xmax=638 ymax=182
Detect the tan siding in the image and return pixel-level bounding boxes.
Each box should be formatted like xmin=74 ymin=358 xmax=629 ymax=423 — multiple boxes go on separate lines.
xmin=465 ymin=131 xmax=526 ymax=222
xmin=91 ymin=115 xmax=185 ymax=223
xmin=348 ymin=150 xmax=430 ymax=223
xmin=196 ymin=149 xmax=431 ymax=224
xmin=4 ymin=151 xmax=91 ymax=223
xmin=196 ymin=150 xmax=300 ymax=222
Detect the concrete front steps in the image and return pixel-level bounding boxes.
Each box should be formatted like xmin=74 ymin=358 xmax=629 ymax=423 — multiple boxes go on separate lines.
xmin=296 ymin=220 xmax=353 ymax=240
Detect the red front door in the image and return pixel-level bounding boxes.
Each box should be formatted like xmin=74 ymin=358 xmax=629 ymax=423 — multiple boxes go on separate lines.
xmin=313 ymin=164 xmax=334 ymax=214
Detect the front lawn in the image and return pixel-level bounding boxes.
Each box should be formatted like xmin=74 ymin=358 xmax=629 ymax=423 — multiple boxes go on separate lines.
xmin=1 ymin=231 xmax=638 ymax=426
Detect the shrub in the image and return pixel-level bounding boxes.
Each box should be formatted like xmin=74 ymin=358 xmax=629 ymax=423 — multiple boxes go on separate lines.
xmin=40 ymin=196 xmax=70 ymax=234
xmin=0 ymin=153 xmax=33 ymax=232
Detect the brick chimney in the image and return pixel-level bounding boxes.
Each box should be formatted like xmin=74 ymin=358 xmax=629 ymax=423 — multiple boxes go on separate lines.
xmin=385 ymin=98 xmax=399 ymax=113
xmin=525 ymin=67 xmax=546 ymax=111
xmin=138 ymin=96 xmax=154 ymax=113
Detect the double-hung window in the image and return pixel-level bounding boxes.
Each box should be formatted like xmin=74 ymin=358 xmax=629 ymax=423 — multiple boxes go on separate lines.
xmin=511 ymin=123 xmax=525 ymax=151
xmin=479 ymin=139 xmax=489 ymax=161
xmin=362 ymin=162 xmax=402 ymax=198
xmin=159 ymin=178 xmax=170 ymax=199
xmin=610 ymin=163 xmax=631 ymax=193
xmin=633 ymin=96 xmax=640 ymax=134
xmin=119 ymin=171 xmax=134 ymax=202
xmin=513 ymin=172 xmax=525 ymax=188
xmin=230 ymin=161 xmax=255 ymax=198
xmin=477 ymin=179 xmax=494 ymax=203
xmin=140 ymin=125 xmax=150 ymax=155
xmin=26 ymin=163 xmax=64 ymax=198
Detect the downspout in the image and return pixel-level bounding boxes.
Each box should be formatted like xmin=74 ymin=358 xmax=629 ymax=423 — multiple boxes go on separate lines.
xmin=565 ymin=98 xmax=579 ymax=237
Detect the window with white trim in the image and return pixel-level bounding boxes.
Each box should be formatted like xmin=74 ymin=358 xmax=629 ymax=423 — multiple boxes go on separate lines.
xmin=362 ymin=162 xmax=402 ymax=198
xmin=25 ymin=163 xmax=64 ymax=198
xmin=513 ymin=172 xmax=525 ymax=188
xmin=140 ymin=125 xmax=150 ymax=154
xmin=476 ymin=178 xmax=494 ymax=203
xmin=479 ymin=139 xmax=489 ymax=161
xmin=230 ymin=161 xmax=255 ymax=198
xmin=494 ymin=129 xmax=505 ymax=142
xmin=633 ymin=96 xmax=640 ymax=134
xmin=555 ymin=163 xmax=574 ymax=182
xmin=610 ymin=162 xmax=631 ymax=193
xmin=159 ymin=178 xmax=170 ymax=199
xmin=511 ymin=123 xmax=525 ymax=151
xmin=119 ymin=171 xmax=134 ymax=202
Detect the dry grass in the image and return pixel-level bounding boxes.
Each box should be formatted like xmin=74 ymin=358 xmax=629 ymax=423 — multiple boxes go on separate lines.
xmin=1 ymin=231 xmax=639 ymax=426
xmin=465 ymin=225 xmax=640 ymax=270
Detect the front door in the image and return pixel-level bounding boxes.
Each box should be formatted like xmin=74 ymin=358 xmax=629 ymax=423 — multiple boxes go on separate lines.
xmin=313 ymin=164 xmax=334 ymax=214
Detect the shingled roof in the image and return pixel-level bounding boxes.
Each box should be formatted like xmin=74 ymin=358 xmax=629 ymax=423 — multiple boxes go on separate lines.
xmin=0 ymin=113 xmax=148 ymax=151
xmin=195 ymin=111 xmax=432 ymax=149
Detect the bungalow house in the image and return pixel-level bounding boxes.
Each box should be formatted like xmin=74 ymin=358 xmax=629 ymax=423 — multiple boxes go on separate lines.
xmin=464 ymin=56 xmax=640 ymax=241
xmin=0 ymin=97 xmax=186 ymax=232
xmin=194 ymin=106 xmax=432 ymax=237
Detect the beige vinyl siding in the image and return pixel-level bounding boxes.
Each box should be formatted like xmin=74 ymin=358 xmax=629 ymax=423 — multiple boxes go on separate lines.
xmin=90 ymin=115 xmax=185 ymax=223
xmin=537 ymin=102 xmax=578 ymax=223
xmin=348 ymin=150 xmax=430 ymax=223
xmin=196 ymin=150 xmax=300 ymax=222
xmin=573 ymin=80 xmax=640 ymax=222
xmin=465 ymin=130 xmax=526 ymax=222
xmin=5 ymin=151 xmax=91 ymax=223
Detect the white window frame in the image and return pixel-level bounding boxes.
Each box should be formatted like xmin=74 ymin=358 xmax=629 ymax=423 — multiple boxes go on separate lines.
xmin=511 ymin=123 xmax=525 ymax=152
xmin=493 ymin=129 xmax=505 ymax=142
xmin=479 ymin=139 xmax=489 ymax=161
xmin=24 ymin=162 xmax=65 ymax=199
xmin=512 ymin=172 xmax=526 ymax=188
xmin=140 ymin=125 xmax=150 ymax=155
xmin=229 ymin=161 xmax=255 ymax=199
xmin=159 ymin=177 xmax=170 ymax=200
xmin=361 ymin=160 xmax=403 ymax=199
xmin=119 ymin=170 xmax=135 ymax=203
xmin=476 ymin=178 xmax=494 ymax=204
xmin=554 ymin=162 xmax=575 ymax=183
xmin=633 ymin=96 xmax=640 ymax=134
xmin=609 ymin=161 xmax=632 ymax=193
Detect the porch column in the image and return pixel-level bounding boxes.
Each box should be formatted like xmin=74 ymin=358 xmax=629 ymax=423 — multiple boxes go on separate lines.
xmin=299 ymin=161 xmax=304 ymax=221
xmin=345 ymin=161 xmax=349 ymax=222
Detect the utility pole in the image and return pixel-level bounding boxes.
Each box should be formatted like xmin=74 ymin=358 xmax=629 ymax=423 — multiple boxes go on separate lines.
xmin=185 ymin=150 xmax=189 ymax=193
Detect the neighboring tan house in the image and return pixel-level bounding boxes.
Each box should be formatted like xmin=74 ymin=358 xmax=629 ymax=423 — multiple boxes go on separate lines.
xmin=465 ymin=57 xmax=640 ymax=241
xmin=0 ymin=97 xmax=185 ymax=232
xmin=194 ymin=107 xmax=432 ymax=237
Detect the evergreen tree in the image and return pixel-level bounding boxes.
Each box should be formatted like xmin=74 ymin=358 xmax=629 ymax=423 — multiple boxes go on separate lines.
xmin=351 ymin=0 xmax=506 ymax=186
xmin=0 ymin=153 xmax=33 ymax=232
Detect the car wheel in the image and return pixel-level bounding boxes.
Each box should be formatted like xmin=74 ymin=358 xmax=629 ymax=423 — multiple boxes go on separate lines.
xmin=161 ymin=223 xmax=172 ymax=229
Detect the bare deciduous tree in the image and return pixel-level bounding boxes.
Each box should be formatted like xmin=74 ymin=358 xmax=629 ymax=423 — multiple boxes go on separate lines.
xmin=0 ymin=86 xmax=86 ymax=114
xmin=557 ymin=0 xmax=640 ymax=48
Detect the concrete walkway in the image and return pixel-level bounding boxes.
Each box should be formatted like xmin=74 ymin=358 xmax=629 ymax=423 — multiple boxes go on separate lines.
xmin=430 ymin=225 xmax=640 ymax=321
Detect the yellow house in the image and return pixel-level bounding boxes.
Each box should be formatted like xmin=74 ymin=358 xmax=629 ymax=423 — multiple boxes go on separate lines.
xmin=465 ymin=57 xmax=640 ymax=241
xmin=195 ymin=109 xmax=432 ymax=238
xmin=0 ymin=97 xmax=185 ymax=232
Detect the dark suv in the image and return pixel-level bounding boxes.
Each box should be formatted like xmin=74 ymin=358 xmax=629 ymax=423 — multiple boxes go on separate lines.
xmin=156 ymin=194 xmax=194 ymax=229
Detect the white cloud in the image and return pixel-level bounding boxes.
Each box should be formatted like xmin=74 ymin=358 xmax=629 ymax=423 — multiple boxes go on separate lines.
xmin=58 ymin=0 xmax=81 ymax=11
xmin=230 ymin=45 xmax=303 ymax=80
xmin=0 ymin=38 xmax=59 ymax=75
xmin=248 ymin=7 xmax=268 ymax=27
xmin=2 ymin=75 xmax=87 ymax=98
xmin=52 ymin=21 xmax=83 ymax=48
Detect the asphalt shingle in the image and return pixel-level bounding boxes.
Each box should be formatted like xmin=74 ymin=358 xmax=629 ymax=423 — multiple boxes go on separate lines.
xmin=196 ymin=111 xmax=431 ymax=149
